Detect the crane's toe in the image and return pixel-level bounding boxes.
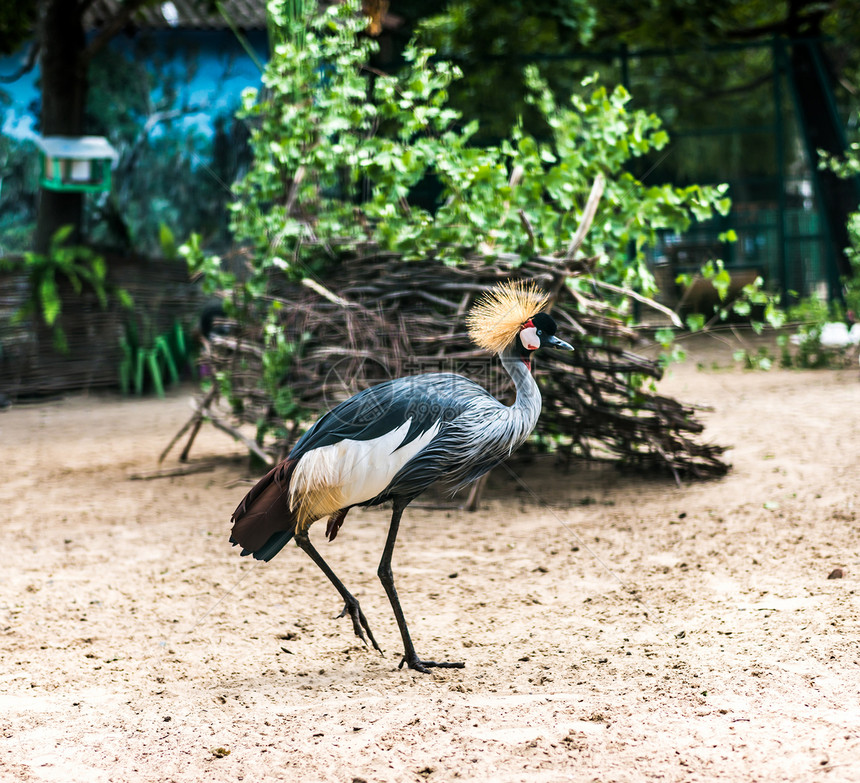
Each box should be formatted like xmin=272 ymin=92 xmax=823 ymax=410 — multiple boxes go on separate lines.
xmin=337 ymin=600 xmax=382 ymax=654
xmin=398 ymin=655 xmax=465 ymax=673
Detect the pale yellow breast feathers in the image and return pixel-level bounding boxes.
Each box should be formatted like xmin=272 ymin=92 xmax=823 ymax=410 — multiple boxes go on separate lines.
xmin=289 ymin=450 xmax=346 ymax=533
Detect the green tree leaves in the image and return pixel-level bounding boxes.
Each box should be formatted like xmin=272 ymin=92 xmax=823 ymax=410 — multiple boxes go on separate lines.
xmin=224 ymin=0 xmax=730 ymax=299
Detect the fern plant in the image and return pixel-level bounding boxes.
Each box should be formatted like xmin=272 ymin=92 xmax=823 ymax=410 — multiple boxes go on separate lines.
xmin=0 ymin=226 xmax=133 ymax=352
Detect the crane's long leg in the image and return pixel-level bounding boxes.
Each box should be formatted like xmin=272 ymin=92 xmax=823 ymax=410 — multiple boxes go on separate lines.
xmin=294 ymin=530 xmax=381 ymax=654
xmin=377 ymin=500 xmax=465 ymax=673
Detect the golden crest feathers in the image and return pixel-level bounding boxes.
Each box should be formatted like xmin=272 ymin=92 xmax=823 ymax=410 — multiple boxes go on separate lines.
xmin=466 ymin=280 xmax=550 ymax=354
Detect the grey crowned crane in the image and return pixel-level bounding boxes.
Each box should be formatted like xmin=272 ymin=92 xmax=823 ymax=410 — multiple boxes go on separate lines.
xmin=229 ymin=281 xmax=573 ymax=672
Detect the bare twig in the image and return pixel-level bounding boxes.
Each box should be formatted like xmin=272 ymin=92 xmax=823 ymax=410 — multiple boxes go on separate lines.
xmin=590 ymin=278 xmax=684 ymax=328
xmin=301 ymin=277 xmax=351 ymax=307
xmin=284 ymin=165 xmax=306 ymax=216
xmin=565 ymin=174 xmax=605 ymax=261
xmin=208 ymin=413 xmax=275 ymax=467
xmin=129 ymin=462 xmax=217 ymax=481
xmin=159 ymin=386 xmax=219 ymax=464
xmin=518 ymin=209 xmax=538 ymax=249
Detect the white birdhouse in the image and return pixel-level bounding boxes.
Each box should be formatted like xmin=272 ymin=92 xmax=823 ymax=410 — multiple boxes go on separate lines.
xmin=36 ymin=135 xmax=119 ymax=193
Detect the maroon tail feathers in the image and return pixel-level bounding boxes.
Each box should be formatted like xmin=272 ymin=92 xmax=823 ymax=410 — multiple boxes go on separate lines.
xmin=230 ymin=459 xmax=299 ymax=561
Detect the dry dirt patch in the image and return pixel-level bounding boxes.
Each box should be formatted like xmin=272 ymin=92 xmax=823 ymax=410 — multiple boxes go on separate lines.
xmin=1 ymin=338 xmax=859 ymax=782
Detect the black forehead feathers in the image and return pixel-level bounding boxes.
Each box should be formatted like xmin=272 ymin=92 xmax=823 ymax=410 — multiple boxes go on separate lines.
xmin=530 ymin=312 xmax=557 ymax=335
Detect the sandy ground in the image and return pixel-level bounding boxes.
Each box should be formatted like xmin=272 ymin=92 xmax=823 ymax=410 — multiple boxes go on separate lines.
xmin=1 ymin=335 xmax=859 ymax=783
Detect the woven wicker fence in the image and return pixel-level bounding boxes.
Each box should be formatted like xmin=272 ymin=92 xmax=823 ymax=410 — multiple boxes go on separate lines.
xmin=0 ymin=252 xmax=206 ymax=399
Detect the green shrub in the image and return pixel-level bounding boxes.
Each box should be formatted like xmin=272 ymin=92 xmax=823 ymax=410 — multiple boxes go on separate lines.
xmin=183 ymin=0 xmax=737 ymax=440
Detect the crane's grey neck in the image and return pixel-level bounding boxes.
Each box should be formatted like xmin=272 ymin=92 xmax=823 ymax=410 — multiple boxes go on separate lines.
xmin=499 ymin=348 xmax=542 ymax=436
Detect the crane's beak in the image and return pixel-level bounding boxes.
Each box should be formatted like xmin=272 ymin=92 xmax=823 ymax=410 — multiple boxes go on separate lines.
xmin=546 ymin=334 xmax=574 ymax=351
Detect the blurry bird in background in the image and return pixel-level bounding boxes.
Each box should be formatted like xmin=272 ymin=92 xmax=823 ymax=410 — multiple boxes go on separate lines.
xmin=229 ymin=281 xmax=573 ymax=672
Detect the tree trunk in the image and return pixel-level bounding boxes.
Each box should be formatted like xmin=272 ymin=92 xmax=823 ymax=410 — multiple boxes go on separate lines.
xmin=789 ymin=40 xmax=860 ymax=284
xmin=34 ymin=0 xmax=88 ymax=253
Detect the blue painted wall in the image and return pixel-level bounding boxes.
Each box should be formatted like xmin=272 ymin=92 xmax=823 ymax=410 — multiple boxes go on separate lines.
xmin=0 ymin=29 xmax=269 ymax=255
xmin=1 ymin=29 xmax=268 ymax=141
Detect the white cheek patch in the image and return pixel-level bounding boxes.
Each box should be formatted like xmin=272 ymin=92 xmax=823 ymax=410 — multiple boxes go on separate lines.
xmin=519 ymin=326 xmax=539 ymax=351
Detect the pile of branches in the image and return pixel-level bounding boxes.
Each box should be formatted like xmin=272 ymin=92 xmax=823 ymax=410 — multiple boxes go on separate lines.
xmin=202 ymin=250 xmax=729 ymax=482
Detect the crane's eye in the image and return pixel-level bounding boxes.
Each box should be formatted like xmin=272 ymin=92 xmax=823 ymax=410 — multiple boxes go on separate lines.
xmin=536 ymin=330 xmax=543 ymax=336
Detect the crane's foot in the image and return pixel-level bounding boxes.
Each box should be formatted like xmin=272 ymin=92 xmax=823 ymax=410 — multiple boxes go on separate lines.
xmin=337 ymin=600 xmax=382 ymax=654
xmin=398 ymin=654 xmax=465 ymax=674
